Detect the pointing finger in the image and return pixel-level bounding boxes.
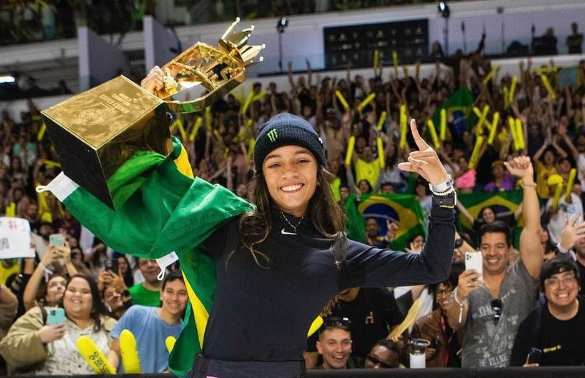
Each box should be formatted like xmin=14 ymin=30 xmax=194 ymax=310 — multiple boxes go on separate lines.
xmin=409 ymin=119 xmax=431 ymax=152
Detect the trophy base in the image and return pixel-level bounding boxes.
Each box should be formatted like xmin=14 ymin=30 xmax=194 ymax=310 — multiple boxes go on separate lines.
xmin=42 ymin=76 xmax=172 ymax=209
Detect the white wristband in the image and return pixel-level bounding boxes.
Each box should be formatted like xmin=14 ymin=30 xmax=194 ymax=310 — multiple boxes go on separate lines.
xmin=429 ymin=175 xmax=454 ymax=195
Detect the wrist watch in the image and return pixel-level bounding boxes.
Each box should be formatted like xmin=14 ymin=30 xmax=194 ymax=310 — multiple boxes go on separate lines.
xmin=432 ymin=188 xmax=457 ymax=208
xmin=429 ymin=175 xmax=454 ymax=195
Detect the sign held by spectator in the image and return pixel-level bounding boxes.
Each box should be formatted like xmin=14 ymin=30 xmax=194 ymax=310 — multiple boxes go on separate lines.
xmin=0 ymin=217 xmax=35 ymax=259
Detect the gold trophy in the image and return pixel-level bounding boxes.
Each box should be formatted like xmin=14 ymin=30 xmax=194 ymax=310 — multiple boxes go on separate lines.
xmin=41 ymin=18 xmax=264 ymax=209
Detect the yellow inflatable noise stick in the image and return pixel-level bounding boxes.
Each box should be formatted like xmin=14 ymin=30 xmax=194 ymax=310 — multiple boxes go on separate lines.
xmin=165 ymin=336 xmax=177 ymax=354
xmin=388 ymin=298 xmax=421 ymax=340
xmin=77 ymin=335 xmax=116 ymax=374
xmin=120 ymin=329 xmax=142 ymax=374
xmin=307 ymin=316 xmax=323 ymax=337
xmin=566 ymin=168 xmax=577 ymax=201
xmin=548 ymin=174 xmax=564 ymax=211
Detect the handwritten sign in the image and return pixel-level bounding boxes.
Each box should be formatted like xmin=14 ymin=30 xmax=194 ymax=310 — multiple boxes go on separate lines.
xmin=0 ymin=217 xmax=35 ymax=259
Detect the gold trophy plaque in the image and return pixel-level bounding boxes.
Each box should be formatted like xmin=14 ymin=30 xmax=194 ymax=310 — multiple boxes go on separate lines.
xmin=42 ymin=18 xmax=264 ymax=209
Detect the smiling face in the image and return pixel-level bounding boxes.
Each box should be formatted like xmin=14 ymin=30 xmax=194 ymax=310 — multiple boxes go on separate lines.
xmin=434 ymin=282 xmax=454 ymax=313
xmin=160 ymin=278 xmax=188 ymax=318
xmin=117 ymin=257 xmax=129 ymax=275
xmin=103 ymin=286 xmax=124 ymax=312
xmin=481 ymin=207 xmax=496 ymax=223
xmin=317 ymin=328 xmax=352 ymax=369
xmin=262 ymin=145 xmax=318 ymax=217
xmin=544 ymin=271 xmax=579 ymax=310
xmin=480 ymin=232 xmax=510 ymax=276
xmin=63 ymin=277 xmax=93 ymax=320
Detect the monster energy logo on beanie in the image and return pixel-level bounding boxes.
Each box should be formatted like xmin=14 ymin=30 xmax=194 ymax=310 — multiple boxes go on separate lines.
xmin=266 ymin=128 xmax=278 ymax=142
xmin=253 ymin=113 xmax=326 ymax=173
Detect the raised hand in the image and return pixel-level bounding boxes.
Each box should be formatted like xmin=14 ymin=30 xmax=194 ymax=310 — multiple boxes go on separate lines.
xmin=503 ymin=156 xmax=534 ymax=184
xmin=140 ymin=66 xmax=164 ymax=94
xmin=559 ymin=214 xmax=585 ymax=251
xmin=397 ymin=119 xmax=449 ymax=185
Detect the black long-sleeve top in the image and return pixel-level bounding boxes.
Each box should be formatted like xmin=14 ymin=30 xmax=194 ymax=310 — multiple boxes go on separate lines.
xmin=198 ymin=203 xmax=455 ymax=362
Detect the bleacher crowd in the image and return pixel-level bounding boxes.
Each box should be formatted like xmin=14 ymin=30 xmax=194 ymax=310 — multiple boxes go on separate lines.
xmin=1 ymin=27 xmax=585 ymax=374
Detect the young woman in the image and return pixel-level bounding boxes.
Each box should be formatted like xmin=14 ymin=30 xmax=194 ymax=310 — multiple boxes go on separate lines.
xmin=0 ymin=275 xmax=117 ymax=374
xmin=43 ymin=67 xmax=456 ymax=378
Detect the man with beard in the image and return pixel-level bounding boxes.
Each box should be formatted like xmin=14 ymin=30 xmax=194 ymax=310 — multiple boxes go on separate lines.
xmin=30 ymin=222 xmax=53 ymax=259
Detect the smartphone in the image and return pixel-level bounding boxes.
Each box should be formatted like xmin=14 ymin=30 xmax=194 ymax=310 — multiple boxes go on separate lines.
xmin=527 ymin=347 xmax=542 ymax=364
xmin=47 ymin=308 xmax=65 ymax=325
xmin=465 ymin=251 xmax=483 ymax=276
xmin=105 ymin=258 xmax=118 ymax=273
xmin=49 ymin=234 xmax=65 ymax=247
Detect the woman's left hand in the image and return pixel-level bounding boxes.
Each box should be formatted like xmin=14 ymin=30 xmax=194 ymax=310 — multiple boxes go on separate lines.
xmin=398 ymin=119 xmax=449 ymax=185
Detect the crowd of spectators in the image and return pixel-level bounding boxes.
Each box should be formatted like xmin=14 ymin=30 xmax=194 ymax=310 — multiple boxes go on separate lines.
xmin=0 ymin=19 xmax=585 ymax=374
xmin=0 ymin=0 xmax=463 ymax=46
xmin=0 ymin=0 xmax=149 ymax=46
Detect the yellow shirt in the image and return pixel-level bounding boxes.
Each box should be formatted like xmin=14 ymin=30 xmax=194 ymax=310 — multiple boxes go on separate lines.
xmin=355 ymin=158 xmax=382 ymax=188
xmin=536 ymin=161 xmax=557 ymax=199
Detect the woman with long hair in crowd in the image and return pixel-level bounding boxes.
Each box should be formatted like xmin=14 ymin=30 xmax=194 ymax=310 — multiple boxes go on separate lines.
xmin=1 ymin=274 xmax=117 ymax=375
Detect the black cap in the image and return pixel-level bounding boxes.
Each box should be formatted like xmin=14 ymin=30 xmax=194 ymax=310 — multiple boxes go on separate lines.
xmin=253 ymin=113 xmax=326 ymax=173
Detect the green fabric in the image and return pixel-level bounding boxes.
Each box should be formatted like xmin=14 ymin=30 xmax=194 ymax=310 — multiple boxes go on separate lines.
xmin=345 ymin=193 xmax=425 ymax=251
xmin=60 ymin=137 xmax=254 ymax=376
xmin=128 ymin=283 xmax=162 ymax=307
xmin=430 ymin=87 xmax=474 ymax=135
xmin=457 ymin=189 xmax=523 ymax=249
xmin=107 ymin=151 xmax=165 ymax=209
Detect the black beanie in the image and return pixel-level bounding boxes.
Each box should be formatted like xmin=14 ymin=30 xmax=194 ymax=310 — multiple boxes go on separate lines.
xmin=254 ymin=113 xmax=326 ymax=173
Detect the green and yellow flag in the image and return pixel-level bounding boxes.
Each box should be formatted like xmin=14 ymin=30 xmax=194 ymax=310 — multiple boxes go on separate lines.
xmin=430 ymin=87 xmax=474 ymax=140
xmin=457 ymin=190 xmax=523 ymax=248
xmin=43 ymin=137 xmax=254 ymax=377
xmin=345 ymin=193 xmax=425 ymax=251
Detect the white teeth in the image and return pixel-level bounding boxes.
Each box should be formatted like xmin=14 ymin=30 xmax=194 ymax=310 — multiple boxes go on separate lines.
xmin=281 ymin=184 xmax=302 ymax=192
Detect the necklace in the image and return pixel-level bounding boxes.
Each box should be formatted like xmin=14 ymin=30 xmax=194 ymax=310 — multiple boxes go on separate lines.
xmin=281 ymin=211 xmax=304 ymax=235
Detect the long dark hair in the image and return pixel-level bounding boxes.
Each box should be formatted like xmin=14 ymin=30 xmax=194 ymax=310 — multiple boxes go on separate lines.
xmin=61 ymin=274 xmax=105 ymax=332
xmin=238 ymin=165 xmax=347 ymax=267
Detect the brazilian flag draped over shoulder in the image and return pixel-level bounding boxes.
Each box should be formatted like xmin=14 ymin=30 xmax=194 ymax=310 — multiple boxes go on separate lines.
xmin=345 ymin=193 xmax=425 ymax=251
xmin=43 ymin=138 xmax=254 ymax=377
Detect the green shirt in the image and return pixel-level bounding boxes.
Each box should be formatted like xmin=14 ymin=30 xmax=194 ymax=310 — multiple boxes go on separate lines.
xmin=129 ymin=283 xmax=161 ymax=307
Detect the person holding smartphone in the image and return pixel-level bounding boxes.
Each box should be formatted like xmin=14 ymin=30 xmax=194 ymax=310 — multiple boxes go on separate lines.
xmin=0 ymin=274 xmax=117 ymax=374
xmin=22 ymin=243 xmax=78 ymax=312
xmin=446 ymin=156 xmax=542 ymax=368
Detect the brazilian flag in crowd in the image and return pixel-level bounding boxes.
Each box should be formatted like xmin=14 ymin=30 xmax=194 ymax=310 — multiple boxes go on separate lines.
xmin=431 ymin=87 xmax=474 ymax=138
xmin=457 ymin=190 xmax=524 ymax=247
xmin=345 ymin=193 xmax=425 ymax=251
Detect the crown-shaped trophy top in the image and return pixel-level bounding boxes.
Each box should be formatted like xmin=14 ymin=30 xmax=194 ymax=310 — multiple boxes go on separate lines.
xmin=154 ymin=18 xmax=265 ymax=113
